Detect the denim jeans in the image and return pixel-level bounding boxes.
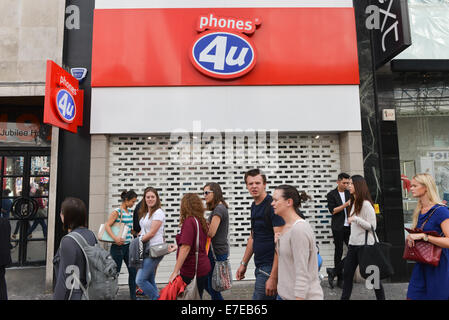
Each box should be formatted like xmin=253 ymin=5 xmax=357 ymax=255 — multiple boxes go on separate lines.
xmin=110 ymin=243 xmax=137 ymax=300
xmin=205 ymin=250 xmax=228 ymax=300
xmin=253 ymin=264 xmax=276 ymax=300
xmin=136 ymin=256 xmax=163 ymax=300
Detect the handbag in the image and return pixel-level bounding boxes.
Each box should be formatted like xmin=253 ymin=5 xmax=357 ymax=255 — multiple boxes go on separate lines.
xmin=403 ymin=206 xmax=443 ymax=267
xmin=177 ymin=218 xmax=201 ymax=300
xmin=149 ymin=242 xmax=170 ymax=258
xmin=210 ymin=243 xmax=232 ymax=292
xmin=98 ymin=209 xmax=128 ymax=243
xmin=358 ymin=225 xmax=394 ymax=280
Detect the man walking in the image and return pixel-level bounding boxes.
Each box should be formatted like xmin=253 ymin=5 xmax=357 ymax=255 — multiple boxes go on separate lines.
xmin=235 ymin=169 xmax=285 ymax=300
xmin=326 ymin=173 xmax=351 ymax=289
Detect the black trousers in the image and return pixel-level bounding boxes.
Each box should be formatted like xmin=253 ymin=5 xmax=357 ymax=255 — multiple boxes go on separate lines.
xmin=341 ymin=245 xmax=385 ymax=300
xmin=0 ymin=266 xmax=7 ymax=300
xmin=332 ymin=226 xmax=350 ymax=277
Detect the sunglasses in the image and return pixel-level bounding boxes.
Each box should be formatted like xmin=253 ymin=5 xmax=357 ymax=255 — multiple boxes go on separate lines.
xmin=203 ymin=190 xmax=214 ymax=196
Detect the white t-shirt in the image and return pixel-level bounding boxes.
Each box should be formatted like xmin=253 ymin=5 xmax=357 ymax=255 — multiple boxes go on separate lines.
xmin=139 ymin=208 xmax=165 ymax=246
xmin=339 ymin=191 xmax=349 ymax=227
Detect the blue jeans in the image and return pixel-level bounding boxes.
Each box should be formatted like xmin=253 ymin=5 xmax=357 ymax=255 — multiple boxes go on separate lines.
xmin=136 ymin=256 xmax=163 ymax=300
xmin=27 ymin=218 xmax=47 ymax=237
xmin=206 ymin=250 xmax=228 ymax=300
xmin=110 ymin=243 xmax=137 ymax=300
xmin=253 ymin=264 xmax=276 ymax=300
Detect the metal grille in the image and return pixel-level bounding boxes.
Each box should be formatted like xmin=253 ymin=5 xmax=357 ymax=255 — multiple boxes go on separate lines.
xmin=108 ymin=134 xmax=341 ymax=283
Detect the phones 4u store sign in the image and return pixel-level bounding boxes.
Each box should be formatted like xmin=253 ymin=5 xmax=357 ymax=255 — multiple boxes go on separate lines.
xmin=90 ymin=0 xmax=362 ymax=282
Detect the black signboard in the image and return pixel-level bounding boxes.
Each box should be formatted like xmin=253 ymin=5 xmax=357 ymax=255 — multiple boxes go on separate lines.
xmin=366 ymin=0 xmax=411 ymax=69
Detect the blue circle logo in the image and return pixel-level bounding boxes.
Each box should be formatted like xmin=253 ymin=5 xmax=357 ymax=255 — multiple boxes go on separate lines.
xmin=191 ymin=31 xmax=257 ymax=79
xmin=55 ymin=89 xmax=76 ymax=123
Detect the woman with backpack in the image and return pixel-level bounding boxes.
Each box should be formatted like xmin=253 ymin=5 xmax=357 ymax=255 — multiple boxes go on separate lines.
xmin=203 ymin=182 xmax=230 ymax=300
xmin=168 ymin=193 xmax=211 ymax=299
xmin=54 ymin=197 xmax=97 ymax=300
xmin=136 ymin=187 xmax=167 ymax=300
xmin=271 ymin=185 xmax=323 ymax=300
xmin=105 ymin=190 xmax=138 ymax=300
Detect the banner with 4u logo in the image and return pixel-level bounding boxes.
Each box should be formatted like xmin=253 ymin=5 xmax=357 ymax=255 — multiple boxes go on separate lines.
xmin=91 ymin=2 xmax=359 ymax=87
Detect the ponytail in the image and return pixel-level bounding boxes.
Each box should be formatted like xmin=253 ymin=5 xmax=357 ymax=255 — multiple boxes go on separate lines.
xmin=120 ymin=190 xmax=137 ymax=202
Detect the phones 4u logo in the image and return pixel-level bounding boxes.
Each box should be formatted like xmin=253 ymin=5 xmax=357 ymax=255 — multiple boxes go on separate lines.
xmin=190 ymin=13 xmax=261 ymax=79
xmin=365 ymin=0 xmax=401 ymax=52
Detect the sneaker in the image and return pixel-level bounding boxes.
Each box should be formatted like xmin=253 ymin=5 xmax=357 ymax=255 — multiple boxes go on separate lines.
xmin=136 ymin=288 xmax=144 ymax=296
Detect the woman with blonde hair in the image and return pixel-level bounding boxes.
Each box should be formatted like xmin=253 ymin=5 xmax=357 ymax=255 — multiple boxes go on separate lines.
xmin=406 ymin=173 xmax=449 ymax=300
xmin=168 ymin=193 xmax=211 ymax=299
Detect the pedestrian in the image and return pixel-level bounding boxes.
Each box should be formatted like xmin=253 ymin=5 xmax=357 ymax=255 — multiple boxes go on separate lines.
xmin=1 ymin=189 xmax=12 ymax=219
xmin=406 ymin=173 xmax=449 ymax=300
xmin=0 ymin=216 xmax=12 ymax=300
xmin=235 ymin=169 xmax=285 ymax=300
xmin=53 ymin=197 xmax=96 ymax=300
xmin=203 ymin=182 xmax=230 ymax=300
xmin=136 ymin=187 xmax=167 ymax=300
xmin=104 ymin=190 xmax=138 ymax=300
xmin=326 ymin=172 xmax=351 ymax=289
xmin=27 ymin=189 xmax=48 ymax=239
xmin=271 ymin=185 xmax=323 ymax=300
xmin=168 ymin=193 xmax=211 ymax=299
xmin=340 ymin=175 xmax=386 ymax=300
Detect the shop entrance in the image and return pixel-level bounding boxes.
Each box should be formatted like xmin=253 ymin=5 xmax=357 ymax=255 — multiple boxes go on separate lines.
xmin=0 ymin=149 xmax=50 ymax=266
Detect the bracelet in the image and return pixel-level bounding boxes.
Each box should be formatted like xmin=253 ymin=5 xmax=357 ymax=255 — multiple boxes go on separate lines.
xmin=240 ymin=261 xmax=248 ymax=267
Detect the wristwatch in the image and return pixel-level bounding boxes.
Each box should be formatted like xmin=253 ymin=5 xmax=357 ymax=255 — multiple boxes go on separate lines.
xmin=423 ymin=234 xmax=429 ymax=242
xmin=240 ymin=261 xmax=248 ymax=267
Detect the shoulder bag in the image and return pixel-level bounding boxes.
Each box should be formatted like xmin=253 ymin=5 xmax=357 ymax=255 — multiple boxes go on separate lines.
xmin=210 ymin=243 xmax=232 ymax=292
xmin=177 ymin=217 xmax=201 ymax=300
xmin=358 ymin=225 xmax=394 ymax=280
xmin=98 ymin=209 xmax=128 ymax=243
xmin=403 ymin=206 xmax=443 ymax=267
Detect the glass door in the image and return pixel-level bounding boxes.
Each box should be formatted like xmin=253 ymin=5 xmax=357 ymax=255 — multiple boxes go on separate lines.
xmin=0 ymin=150 xmax=50 ymax=266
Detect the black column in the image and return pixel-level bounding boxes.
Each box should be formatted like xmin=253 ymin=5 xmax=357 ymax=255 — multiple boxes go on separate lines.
xmin=54 ymin=0 xmax=94 ymax=251
xmin=353 ymin=0 xmax=407 ymax=281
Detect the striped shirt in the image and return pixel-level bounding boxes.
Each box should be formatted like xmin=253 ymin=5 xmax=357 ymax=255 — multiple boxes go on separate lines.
xmin=114 ymin=208 xmax=134 ymax=244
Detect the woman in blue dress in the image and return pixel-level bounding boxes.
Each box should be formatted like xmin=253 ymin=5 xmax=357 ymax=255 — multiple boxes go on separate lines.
xmin=406 ymin=173 xmax=449 ymax=300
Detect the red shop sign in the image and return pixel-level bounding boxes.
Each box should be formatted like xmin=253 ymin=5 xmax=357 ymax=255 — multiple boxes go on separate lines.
xmin=44 ymin=60 xmax=84 ymax=133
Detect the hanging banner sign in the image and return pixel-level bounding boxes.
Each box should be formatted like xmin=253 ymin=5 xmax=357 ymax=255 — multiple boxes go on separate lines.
xmin=44 ymin=60 xmax=84 ymax=133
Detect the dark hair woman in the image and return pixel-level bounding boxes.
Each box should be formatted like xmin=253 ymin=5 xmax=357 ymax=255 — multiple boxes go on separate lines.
xmin=271 ymin=185 xmax=322 ymax=300
xmin=105 ymin=190 xmax=138 ymax=300
xmin=136 ymin=187 xmax=166 ymax=300
xmin=341 ymin=175 xmax=385 ymax=300
xmin=54 ymin=197 xmax=97 ymax=300
xmin=203 ymin=182 xmax=229 ymax=300
xmin=168 ymin=193 xmax=211 ymax=299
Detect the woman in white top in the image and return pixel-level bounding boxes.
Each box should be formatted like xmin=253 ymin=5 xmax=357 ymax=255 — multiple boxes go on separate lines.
xmin=271 ymin=185 xmax=323 ymax=300
xmin=340 ymin=175 xmax=385 ymax=300
xmin=136 ymin=187 xmax=166 ymax=300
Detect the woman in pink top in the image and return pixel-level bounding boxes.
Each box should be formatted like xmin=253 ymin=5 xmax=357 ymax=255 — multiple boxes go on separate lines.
xmin=272 ymin=185 xmax=323 ymax=300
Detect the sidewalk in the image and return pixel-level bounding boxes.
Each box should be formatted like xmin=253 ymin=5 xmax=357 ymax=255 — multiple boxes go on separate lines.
xmin=5 ymin=266 xmax=408 ymax=300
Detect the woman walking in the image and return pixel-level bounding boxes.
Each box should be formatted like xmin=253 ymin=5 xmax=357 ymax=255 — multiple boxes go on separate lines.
xmin=406 ymin=173 xmax=449 ymax=300
xmin=271 ymin=185 xmax=322 ymax=300
xmin=203 ymin=182 xmax=230 ymax=300
xmin=105 ymin=190 xmax=138 ymax=300
xmin=168 ymin=193 xmax=211 ymax=299
xmin=136 ymin=187 xmax=166 ymax=300
xmin=340 ymin=175 xmax=385 ymax=300
xmin=54 ymin=197 xmax=96 ymax=300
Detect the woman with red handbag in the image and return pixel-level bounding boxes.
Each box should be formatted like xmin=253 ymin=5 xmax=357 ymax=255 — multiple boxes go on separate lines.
xmin=406 ymin=173 xmax=449 ymax=300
